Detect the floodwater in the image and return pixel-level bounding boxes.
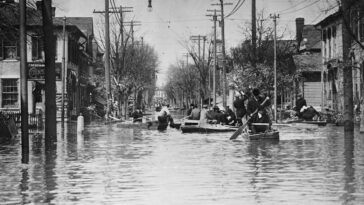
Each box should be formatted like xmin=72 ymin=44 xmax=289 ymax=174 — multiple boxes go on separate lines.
xmin=1 ymin=122 xmax=364 ymax=205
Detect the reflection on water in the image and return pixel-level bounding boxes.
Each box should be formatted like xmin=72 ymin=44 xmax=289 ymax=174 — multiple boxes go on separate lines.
xmin=0 ymin=123 xmax=364 ymax=204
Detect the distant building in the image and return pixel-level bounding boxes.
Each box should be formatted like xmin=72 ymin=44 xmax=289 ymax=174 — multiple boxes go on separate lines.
xmin=293 ymin=18 xmax=323 ymax=110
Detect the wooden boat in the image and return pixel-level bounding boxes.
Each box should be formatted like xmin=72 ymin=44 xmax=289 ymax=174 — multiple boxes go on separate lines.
xmin=243 ymin=130 xmax=280 ymax=140
xmin=181 ymin=124 xmax=238 ymax=134
xmin=284 ymin=119 xmax=327 ymax=126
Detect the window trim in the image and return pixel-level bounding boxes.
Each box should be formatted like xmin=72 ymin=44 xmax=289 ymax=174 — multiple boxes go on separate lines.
xmin=1 ymin=78 xmax=19 ymax=109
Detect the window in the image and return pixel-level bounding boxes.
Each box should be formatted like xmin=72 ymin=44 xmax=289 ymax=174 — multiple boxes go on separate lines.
xmin=32 ymin=36 xmax=43 ymax=60
xmin=3 ymin=41 xmax=18 ymax=60
xmin=2 ymin=79 xmax=18 ymax=108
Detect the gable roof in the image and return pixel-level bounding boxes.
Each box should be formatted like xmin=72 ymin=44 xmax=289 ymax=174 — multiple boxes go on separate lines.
xmin=57 ymin=17 xmax=94 ymax=37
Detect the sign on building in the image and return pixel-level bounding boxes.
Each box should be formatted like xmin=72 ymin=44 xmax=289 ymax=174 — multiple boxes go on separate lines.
xmin=27 ymin=62 xmax=62 ymax=80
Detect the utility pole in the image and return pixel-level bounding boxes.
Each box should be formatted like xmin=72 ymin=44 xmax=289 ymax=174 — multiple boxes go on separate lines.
xmin=42 ymin=0 xmax=57 ymax=140
xmin=270 ymin=13 xmax=279 ymax=123
xmin=207 ymin=9 xmax=219 ymax=107
xmin=190 ymin=35 xmax=206 ymax=106
xmin=252 ymin=0 xmax=257 ymax=68
xmin=341 ymin=0 xmax=354 ymax=133
xmin=104 ymin=0 xmax=111 ymax=119
xmin=19 ymin=0 xmax=29 ymax=163
xmin=124 ymin=21 xmax=141 ymax=45
xmin=212 ymin=0 xmax=232 ymax=109
xmin=61 ymin=17 xmax=66 ymax=126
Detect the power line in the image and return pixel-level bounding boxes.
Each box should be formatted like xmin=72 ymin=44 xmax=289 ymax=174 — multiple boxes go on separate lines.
xmin=277 ymin=0 xmax=312 ymax=13
xmin=225 ymin=0 xmax=246 ymax=18
xmin=280 ymin=0 xmax=320 ymax=15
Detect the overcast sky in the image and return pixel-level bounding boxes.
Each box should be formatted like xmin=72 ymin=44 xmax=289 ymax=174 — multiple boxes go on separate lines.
xmin=54 ymin=0 xmax=338 ymax=87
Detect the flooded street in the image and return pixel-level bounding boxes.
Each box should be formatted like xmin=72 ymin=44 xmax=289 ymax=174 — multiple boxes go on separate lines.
xmin=1 ymin=123 xmax=364 ymax=205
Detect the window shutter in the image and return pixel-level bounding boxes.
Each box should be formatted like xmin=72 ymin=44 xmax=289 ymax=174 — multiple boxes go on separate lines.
xmin=0 ymin=39 xmax=3 ymax=60
xmin=32 ymin=36 xmax=38 ymax=60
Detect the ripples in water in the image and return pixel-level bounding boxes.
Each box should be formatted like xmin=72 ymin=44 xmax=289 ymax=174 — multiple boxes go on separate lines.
xmin=0 ymin=123 xmax=364 ymax=204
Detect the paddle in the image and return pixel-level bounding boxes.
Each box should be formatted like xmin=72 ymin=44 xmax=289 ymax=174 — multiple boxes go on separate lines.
xmin=230 ymin=97 xmax=270 ymax=140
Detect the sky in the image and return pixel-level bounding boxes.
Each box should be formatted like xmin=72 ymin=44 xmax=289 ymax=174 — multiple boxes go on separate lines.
xmin=54 ymin=0 xmax=338 ymax=87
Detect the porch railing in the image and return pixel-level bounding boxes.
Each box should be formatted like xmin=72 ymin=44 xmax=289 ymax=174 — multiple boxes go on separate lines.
xmin=0 ymin=110 xmax=43 ymax=130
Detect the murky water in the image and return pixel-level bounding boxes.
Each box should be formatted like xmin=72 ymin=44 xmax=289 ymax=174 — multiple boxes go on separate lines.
xmin=1 ymin=123 xmax=364 ymax=205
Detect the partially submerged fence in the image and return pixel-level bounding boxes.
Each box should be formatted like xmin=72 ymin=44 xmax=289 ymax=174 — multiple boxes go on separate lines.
xmin=0 ymin=110 xmax=43 ymax=130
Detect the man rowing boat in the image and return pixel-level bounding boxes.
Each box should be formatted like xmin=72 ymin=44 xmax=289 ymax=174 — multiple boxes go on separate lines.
xmin=246 ymin=88 xmax=271 ymax=134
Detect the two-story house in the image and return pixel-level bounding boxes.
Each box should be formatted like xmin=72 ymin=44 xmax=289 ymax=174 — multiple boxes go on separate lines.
xmin=293 ymin=18 xmax=323 ymax=111
xmin=316 ymin=5 xmax=363 ymax=115
xmin=0 ymin=0 xmax=96 ymax=120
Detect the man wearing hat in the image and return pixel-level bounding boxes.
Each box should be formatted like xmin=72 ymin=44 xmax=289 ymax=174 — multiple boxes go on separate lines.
xmin=246 ymin=88 xmax=270 ymax=133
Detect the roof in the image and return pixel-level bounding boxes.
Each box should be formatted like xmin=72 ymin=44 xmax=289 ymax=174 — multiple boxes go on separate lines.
xmin=300 ymin=25 xmax=321 ymax=51
xmin=293 ymin=52 xmax=322 ymax=72
xmin=315 ymin=10 xmax=342 ymax=28
xmin=56 ymin=17 xmax=93 ymax=37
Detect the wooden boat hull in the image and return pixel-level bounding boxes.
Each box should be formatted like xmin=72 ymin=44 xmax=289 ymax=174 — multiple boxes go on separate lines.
xmin=181 ymin=125 xmax=237 ymax=134
xmin=245 ymin=130 xmax=280 ymax=140
xmin=285 ymin=119 xmax=327 ymax=126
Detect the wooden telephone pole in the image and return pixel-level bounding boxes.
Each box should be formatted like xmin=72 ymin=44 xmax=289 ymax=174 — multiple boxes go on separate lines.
xmin=207 ymin=9 xmax=220 ymax=108
xmin=270 ymin=13 xmax=279 ymax=123
xmin=42 ymin=0 xmax=57 ymax=140
xmin=19 ymin=0 xmax=29 ymax=163
xmin=341 ymin=0 xmax=354 ymax=133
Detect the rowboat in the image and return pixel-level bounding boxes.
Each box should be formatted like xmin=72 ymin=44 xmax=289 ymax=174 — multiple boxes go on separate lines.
xmin=243 ymin=129 xmax=280 ymax=140
xmin=181 ymin=124 xmax=238 ymax=134
xmin=284 ymin=119 xmax=327 ymax=126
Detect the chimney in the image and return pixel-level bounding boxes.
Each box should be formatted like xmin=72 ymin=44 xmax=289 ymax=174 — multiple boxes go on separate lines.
xmin=295 ymin=18 xmax=305 ymax=44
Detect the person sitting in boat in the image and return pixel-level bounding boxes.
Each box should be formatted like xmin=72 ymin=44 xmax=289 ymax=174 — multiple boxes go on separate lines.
xmin=188 ymin=104 xmax=200 ymax=120
xmin=206 ymin=106 xmax=224 ymax=124
xmin=225 ymin=106 xmax=237 ymax=125
xmin=233 ymin=95 xmax=247 ymax=126
xmin=299 ymin=105 xmax=321 ymax=121
xmin=132 ymin=107 xmax=143 ymax=122
xmin=247 ymin=88 xmax=271 ymax=134
xmin=295 ymin=94 xmax=307 ymax=118
xmin=187 ymin=103 xmax=194 ymax=116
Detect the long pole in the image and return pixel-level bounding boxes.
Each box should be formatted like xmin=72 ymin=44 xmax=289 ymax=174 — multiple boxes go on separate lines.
xmin=252 ymin=0 xmax=257 ymax=68
xmin=219 ymin=0 xmax=228 ymax=109
xmin=213 ymin=10 xmax=217 ymax=108
xmin=341 ymin=0 xmax=354 ymax=133
xmin=20 ymin=0 xmax=29 ymax=163
xmin=61 ymin=17 xmax=66 ymax=126
xmin=271 ymin=13 xmax=279 ymax=122
xmin=105 ymin=0 xmax=111 ymax=119
xmin=42 ymin=0 xmax=57 ymax=140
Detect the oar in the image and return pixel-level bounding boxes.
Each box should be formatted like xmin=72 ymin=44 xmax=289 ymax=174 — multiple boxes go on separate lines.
xmin=230 ymin=97 xmax=270 ymax=140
